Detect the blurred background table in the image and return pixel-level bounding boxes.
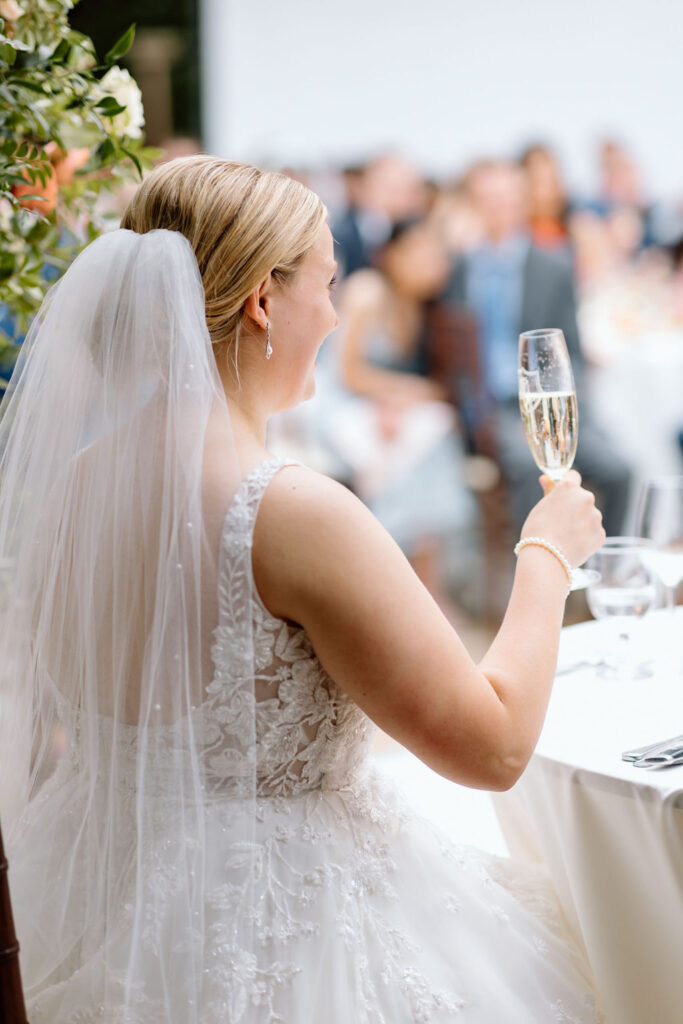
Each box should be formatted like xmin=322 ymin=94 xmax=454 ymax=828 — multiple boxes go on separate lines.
xmin=586 ymin=331 xmax=683 ymax=525
xmin=494 ymin=609 xmax=683 ymax=1024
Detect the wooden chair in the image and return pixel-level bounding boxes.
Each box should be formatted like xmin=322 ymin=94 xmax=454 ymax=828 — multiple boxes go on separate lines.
xmin=0 ymin=819 xmax=28 ymax=1024
xmin=424 ymin=302 xmax=516 ymax=619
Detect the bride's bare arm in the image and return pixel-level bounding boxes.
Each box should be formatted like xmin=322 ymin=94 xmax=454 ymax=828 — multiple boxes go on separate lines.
xmin=252 ymin=466 xmax=604 ymax=791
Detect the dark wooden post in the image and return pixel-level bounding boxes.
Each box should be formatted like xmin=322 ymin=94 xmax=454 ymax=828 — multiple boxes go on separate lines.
xmin=0 ymin=819 xmax=28 ymax=1024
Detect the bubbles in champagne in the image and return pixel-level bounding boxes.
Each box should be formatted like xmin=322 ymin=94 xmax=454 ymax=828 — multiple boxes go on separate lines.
xmin=519 ymin=391 xmax=578 ymax=481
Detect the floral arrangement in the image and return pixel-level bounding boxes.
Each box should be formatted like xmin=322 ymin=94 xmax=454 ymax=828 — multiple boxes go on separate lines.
xmin=0 ymin=0 xmax=158 ymax=370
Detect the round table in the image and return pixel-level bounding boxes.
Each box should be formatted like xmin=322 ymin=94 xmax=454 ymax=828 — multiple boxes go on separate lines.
xmin=494 ymin=609 xmax=683 ymax=1024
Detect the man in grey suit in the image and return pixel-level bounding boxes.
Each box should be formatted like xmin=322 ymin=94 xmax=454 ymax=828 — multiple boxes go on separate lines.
xmin=440 ymin=160 xmax=631 ymax=535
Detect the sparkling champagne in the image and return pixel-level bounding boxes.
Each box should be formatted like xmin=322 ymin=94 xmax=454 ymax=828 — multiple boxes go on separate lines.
xmin=519 ymin=390 xmax=578 ymax=481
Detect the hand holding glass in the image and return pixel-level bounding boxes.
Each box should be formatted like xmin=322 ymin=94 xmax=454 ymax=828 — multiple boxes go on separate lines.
xmin=518 ymin=328 xmax=597 ymax=589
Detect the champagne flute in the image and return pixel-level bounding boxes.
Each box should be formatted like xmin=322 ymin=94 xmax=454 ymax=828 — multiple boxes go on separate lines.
xmin=518 ymin=328 xmax=598 ymax=589
xmin=634 ymin=476 xmax=683 ymax=613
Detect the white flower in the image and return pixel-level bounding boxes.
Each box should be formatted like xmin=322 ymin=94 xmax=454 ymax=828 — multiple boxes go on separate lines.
xmin=0 ymin=198 xmax=14 ymax=232
xmin=98 ymin=65 xmax=145 ymax=140
xmin=0 ymin=1 xmax=24 ymax=21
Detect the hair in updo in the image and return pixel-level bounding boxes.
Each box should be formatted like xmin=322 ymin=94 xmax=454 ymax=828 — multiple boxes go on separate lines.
xmin=121 ymin=156 xmax=326 ymax=366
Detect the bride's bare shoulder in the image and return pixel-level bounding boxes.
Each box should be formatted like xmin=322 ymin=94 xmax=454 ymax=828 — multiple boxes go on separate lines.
xmin=253 ymin=462 xmax=392 ymax=612
xmin=260 ymin=463 xmax=374 ymax=537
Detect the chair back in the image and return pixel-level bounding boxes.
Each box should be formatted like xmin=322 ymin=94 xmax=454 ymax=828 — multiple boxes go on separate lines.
xmin=0 ymin=820 xmax=28 ymax=1024
xmin=424 ymin=302 xmax=497 ymax=456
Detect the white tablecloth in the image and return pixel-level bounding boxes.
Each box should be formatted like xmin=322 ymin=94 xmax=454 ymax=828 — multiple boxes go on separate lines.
xmin=494 ymin=609 xmax=683 ymax=1024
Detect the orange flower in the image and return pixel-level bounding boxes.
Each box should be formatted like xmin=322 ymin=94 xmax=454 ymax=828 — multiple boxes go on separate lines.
xmin=12 ymin=164 xmax=58 ymax=214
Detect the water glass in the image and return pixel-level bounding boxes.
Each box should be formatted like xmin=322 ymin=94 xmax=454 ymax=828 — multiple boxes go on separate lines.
xmin=634 ymin=476 xmax=683 ymax=608
xmin=586 ymin=538 xmax=656 ymax=680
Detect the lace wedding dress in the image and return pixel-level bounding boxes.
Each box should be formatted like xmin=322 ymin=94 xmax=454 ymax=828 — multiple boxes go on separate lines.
xmin=13 ymin=457 xmax=601 ymax=1023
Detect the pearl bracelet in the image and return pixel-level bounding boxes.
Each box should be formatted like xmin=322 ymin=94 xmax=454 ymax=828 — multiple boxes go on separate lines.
xmin=513 ymin=536 xmax=573 ymax=593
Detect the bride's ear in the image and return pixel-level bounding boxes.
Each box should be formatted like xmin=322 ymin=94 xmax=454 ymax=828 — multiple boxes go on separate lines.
xmin=242 ymin=273 xmax=272 ymax=333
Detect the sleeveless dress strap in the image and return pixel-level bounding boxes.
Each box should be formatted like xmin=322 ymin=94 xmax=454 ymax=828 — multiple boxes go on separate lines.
xmin=214 ymin=456 xmax=301 ymax=674
xmin=221 ymin=456 xmax=300 ymax=552
xmin=218 ymin=456 xmax=301 ymax=602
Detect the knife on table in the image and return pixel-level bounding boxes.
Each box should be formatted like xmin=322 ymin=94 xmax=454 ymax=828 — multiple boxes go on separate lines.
xmin=632 ymin=743 xmax=683 ymax=769
xmin=622 ymin=734 xmax=683 ymax=762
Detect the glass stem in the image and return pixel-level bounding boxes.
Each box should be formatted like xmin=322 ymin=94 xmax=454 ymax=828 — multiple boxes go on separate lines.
xmin=618 ymin=628 xmax=630 ymax=668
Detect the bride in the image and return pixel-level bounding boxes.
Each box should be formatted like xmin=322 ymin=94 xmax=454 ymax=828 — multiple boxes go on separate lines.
xmin=0 ymin=156 xmax=605 ymax=1023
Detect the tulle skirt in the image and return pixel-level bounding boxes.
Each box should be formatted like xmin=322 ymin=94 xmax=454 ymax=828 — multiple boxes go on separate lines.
xmin=14 ymin=761 xmax=601 ymax=1023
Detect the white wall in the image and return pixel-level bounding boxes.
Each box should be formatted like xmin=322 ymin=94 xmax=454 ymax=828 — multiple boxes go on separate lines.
xmin=201 ymin=0 xmax=683 ymax=199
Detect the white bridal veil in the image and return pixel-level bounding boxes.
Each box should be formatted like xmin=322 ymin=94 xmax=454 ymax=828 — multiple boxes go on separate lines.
xmin=0 ymin=229 xmax=258 ymax=1020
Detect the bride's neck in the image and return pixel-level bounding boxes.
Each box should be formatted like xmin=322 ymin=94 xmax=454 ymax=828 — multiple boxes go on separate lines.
xmin=216 ymin=353 xmax=271 ymax=457
xmin=226 ymin=394 xmax=268 ymax=449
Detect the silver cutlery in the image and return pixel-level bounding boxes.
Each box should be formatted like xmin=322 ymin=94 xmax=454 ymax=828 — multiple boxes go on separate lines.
xmin=632 ymin=744 xmax=683 ymax=769
xmin=622 ymin=734 xmax=683 ymax=768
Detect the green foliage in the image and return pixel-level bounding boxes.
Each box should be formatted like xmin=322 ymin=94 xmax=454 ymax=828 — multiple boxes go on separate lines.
xmin=0 ymin=0 xmax=159 ymax=371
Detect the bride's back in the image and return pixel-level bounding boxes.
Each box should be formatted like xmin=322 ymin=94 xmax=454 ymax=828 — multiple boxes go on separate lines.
xmin=38 ymin=408 xmax=226 ymax=724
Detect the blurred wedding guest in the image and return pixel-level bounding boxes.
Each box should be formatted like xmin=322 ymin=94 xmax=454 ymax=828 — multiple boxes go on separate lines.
xmin=331 ymin=164 xmax=380 ymax=277
xmin=597 ymin=138 xmax=645 ymax=212
xmin=332 ymin=153 xmax=429 ymax=278
xmin=570 ymin=204 xmax=648 ymax=288
xmin=519 ymin=143 xmax=571 ymax=251
xmin=364 ymin=152 xmax=429 ymax=222
xmin=325 ymin=219 xmax=474 ymax=616
xmin=570 ymin=199 xmax=674 ymax=364
xmin=440 ymin=159 xmax=631 ymax=534
xmin=427 ymin=180 xmax=484 ymax=258
xmin=591 ymin=137 xmax=660 ymax=250
xmin=567 ymin=211 xmax=616 ymax=289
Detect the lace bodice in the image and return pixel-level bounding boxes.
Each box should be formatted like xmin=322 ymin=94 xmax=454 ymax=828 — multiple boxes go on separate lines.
xmin=204 ymin=457 xmax=376 ymax=796
xmin=54 ymin=457 xmax=375 ymax=800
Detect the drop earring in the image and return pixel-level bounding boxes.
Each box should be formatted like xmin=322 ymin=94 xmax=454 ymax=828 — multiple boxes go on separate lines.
xmin=265 ymin=321 xmax=273 ymax=360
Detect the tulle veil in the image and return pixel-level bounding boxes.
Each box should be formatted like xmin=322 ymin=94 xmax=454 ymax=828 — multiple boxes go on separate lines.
xmin=0 ymin=228 xmax=258 ymax=1020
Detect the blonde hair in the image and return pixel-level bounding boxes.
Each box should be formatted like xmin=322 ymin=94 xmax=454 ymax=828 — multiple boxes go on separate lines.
xmin=121 ymin=156 xmax=326 ymax=366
